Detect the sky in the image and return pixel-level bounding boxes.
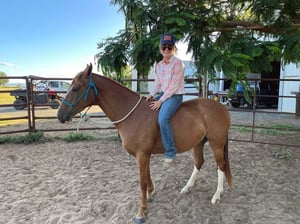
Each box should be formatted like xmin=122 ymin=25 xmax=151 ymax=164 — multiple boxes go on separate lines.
xmin=0 ymin=0 xmax=191 ymax=80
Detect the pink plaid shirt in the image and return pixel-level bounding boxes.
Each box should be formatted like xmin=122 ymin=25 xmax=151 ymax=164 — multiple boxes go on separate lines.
xmin=150 ymin=56 xmax=185 ymax=102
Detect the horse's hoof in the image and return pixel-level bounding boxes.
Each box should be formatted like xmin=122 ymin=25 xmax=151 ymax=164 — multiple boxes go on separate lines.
xmin=147 ymin=189 xmax=155 ymax=202
xmin=211 ymin=197 xmax=221 ymax=205
xmin=134 ymin=217 xmax=145 ymax=224
xmin=180 ymin=186 xmax=191 ymax=194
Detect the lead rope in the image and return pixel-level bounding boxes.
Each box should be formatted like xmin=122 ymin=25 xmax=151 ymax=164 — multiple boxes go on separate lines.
xmin=110 ymin=96 xmax=143 ymax=124
xmin=76 ymin=96 xmax=143 ymax=131
xmin=76 ymin=106 xmax=92 ymax=131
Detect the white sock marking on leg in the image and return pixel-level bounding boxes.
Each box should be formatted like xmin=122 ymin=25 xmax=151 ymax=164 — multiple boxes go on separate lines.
xmin=211 ymin=168 xmax=224 ymax=204
xmin=180 ymin=166 xmax=200 ymax=193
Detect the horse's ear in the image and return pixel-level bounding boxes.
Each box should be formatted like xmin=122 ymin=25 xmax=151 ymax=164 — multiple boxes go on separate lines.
xmin=88 ymin=63 xmax=93 ymax=74
xmin=83 ymin=63 xmax=93 ymax=77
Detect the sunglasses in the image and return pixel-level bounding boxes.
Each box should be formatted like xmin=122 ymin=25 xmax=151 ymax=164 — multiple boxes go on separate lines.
xmin=161 ymin=45 xmax=174 ymax=51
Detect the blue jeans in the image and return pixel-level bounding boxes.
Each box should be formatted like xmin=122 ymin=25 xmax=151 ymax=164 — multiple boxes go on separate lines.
xmin=155 ymin=93 xmax=183 ymax=159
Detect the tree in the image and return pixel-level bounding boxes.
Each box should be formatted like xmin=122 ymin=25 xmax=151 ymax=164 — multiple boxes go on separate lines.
xmin=0 ymin=71 xmax=9 ymax=86
xmin=97 ymin=0 xmax=163 ymax=91
xmin=96 ymin=0 xmax=300 ymax=95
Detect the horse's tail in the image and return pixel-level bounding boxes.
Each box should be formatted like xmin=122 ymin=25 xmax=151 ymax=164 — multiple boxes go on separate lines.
xmin=224 ymin=136 xmax=233 ymax=188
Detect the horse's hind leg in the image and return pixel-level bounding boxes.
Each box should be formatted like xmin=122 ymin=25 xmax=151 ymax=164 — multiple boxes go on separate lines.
xmin=209 ymin=139 xmax=226 ymax=204
xmin=211 ymin=168 xmax=225 ymax=204
xmin=180 ymin=139 xmax=206 ymax=193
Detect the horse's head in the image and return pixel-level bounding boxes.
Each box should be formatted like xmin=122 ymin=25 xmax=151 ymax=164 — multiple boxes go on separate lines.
xmin=57 ymin=63 xmax=98 ymax=123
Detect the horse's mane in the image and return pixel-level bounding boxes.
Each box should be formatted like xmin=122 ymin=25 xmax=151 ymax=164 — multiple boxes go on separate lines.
xmin=91 ymin=72 xmax=139 ymax=96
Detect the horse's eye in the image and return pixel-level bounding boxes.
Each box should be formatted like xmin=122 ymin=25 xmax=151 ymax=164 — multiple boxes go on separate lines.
xmin=72 ymin=85 xmax=79 ymax=92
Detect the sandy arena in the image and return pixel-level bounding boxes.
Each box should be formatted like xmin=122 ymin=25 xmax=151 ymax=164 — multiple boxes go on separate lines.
xmin=0 ymin=121 xmax=299 ymax=224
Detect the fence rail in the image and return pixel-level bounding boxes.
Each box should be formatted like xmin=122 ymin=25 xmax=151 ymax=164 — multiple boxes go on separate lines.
xmin=1 ymin=75 xmax=300 ymax=148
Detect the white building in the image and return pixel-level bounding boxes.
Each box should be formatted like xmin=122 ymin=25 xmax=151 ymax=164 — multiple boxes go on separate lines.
xmin=279 ymin=63 xmax=300 ymax=113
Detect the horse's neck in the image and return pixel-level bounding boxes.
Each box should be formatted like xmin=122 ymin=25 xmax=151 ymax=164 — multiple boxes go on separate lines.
xmin=95 ymin=75 xmax=140 ymax=122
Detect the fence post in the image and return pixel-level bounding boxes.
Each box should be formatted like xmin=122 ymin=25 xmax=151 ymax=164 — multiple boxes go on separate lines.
xmin=296 ymin=93 xmax=300 ymax=117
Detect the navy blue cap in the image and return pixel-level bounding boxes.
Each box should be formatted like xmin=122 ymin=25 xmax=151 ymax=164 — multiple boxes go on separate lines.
xmin=160 ymin=33 xmax=175 ymax=46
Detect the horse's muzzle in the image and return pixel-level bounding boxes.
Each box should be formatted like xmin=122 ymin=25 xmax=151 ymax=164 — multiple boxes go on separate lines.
xmin=57 ymin=111 xmax=72 ymax=123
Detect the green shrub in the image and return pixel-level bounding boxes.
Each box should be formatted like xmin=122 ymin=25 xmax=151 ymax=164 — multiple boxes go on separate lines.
xmin=0 ymin=131 xmax=46 ymax=144
xmin=63 ymin=132 xmax=99 ymax=142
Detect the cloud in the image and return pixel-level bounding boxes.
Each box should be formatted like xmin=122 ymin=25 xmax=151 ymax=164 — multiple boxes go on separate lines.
xmin=0 ymin=61 xmax=14 ymax=67
xmin=0 ymin=61 xmax=19 ymax=69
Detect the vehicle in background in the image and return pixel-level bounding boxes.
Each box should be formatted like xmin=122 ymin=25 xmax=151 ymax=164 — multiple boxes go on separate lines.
xmin=229 ymin=81 xmax=278 ymax=108
xmin=10 ymin=80 xmax=70 ymax=110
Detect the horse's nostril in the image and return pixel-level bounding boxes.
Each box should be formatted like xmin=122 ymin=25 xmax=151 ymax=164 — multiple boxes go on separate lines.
xmin=57 ymin=113 xmax=64 ymax=123
xmin=57 ymin=111 xmax=72 ymax=123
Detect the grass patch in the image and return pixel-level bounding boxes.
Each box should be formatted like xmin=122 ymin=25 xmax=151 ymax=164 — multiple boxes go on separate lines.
xmin=258 ymin=128 xmax=283 ymax=135
xmin=0 ymin=130 xmax=121 ymax=144
xmin=62 ymin=131 xmax=100 ymax=142
xmin=271 ymin=149 xmax=293 ymax=160
xmin=230 ymin=126 xmax=252 ymax=133
xmin=0 ymin=115 xmax=28 ymax=127
xmin=0 ymin=131 xmax=47 ymax=144
xmin=231 ymin=123 xmax=300 ymax=135
xmin=0 ymin=86 xmax=18 ymax=104
xmin=268 ymin=124 xmax=300 ymax=132
xmin=0 ymin=86 xmax=26 ymax=126
xmin=60 ymin=131 xmax=120 ymax=142
xmin=101 ymin=132 xmax=120 ymax=141
xmin=257 ymin=124 xmax=300 ymax=135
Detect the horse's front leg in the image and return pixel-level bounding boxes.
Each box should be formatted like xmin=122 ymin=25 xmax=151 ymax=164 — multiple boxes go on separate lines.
xmin=134 ymin=153 xmax=153 ymax=224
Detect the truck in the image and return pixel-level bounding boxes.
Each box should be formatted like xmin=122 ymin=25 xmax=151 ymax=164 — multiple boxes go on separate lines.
xmin=10 ymin=80 xmax=70 ymax=110
xmin=228 ymin=81 xmax=278 ymax=108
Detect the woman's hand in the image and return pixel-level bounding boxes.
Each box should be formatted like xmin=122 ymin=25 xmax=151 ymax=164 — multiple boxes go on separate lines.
xmin=145 ymin=95 xmax=153 ymax=101
xmin=149 ymin=100 xmax=162 ymax=110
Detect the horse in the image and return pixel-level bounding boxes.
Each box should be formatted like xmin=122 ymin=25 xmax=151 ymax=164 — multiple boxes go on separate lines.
xmin=57 ymin=64 xmax=232 ymax=223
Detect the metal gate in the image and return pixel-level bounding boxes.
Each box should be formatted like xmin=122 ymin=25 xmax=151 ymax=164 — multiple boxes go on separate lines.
xmin=1 ymin=75 xmax=299 ymax=148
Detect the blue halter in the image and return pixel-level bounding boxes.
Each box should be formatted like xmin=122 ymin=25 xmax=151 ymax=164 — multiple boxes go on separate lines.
xmin=62 ymin=73 xmax=99 ymax=110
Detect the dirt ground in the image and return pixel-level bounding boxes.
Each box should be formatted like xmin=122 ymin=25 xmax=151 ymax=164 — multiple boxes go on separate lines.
xmin=0 ymin=113 xmax=300 ymax=224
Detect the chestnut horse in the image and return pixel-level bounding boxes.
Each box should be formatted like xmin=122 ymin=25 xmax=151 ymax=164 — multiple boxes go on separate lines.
xmin=57 ymin=64 xmax=232 ymax=223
